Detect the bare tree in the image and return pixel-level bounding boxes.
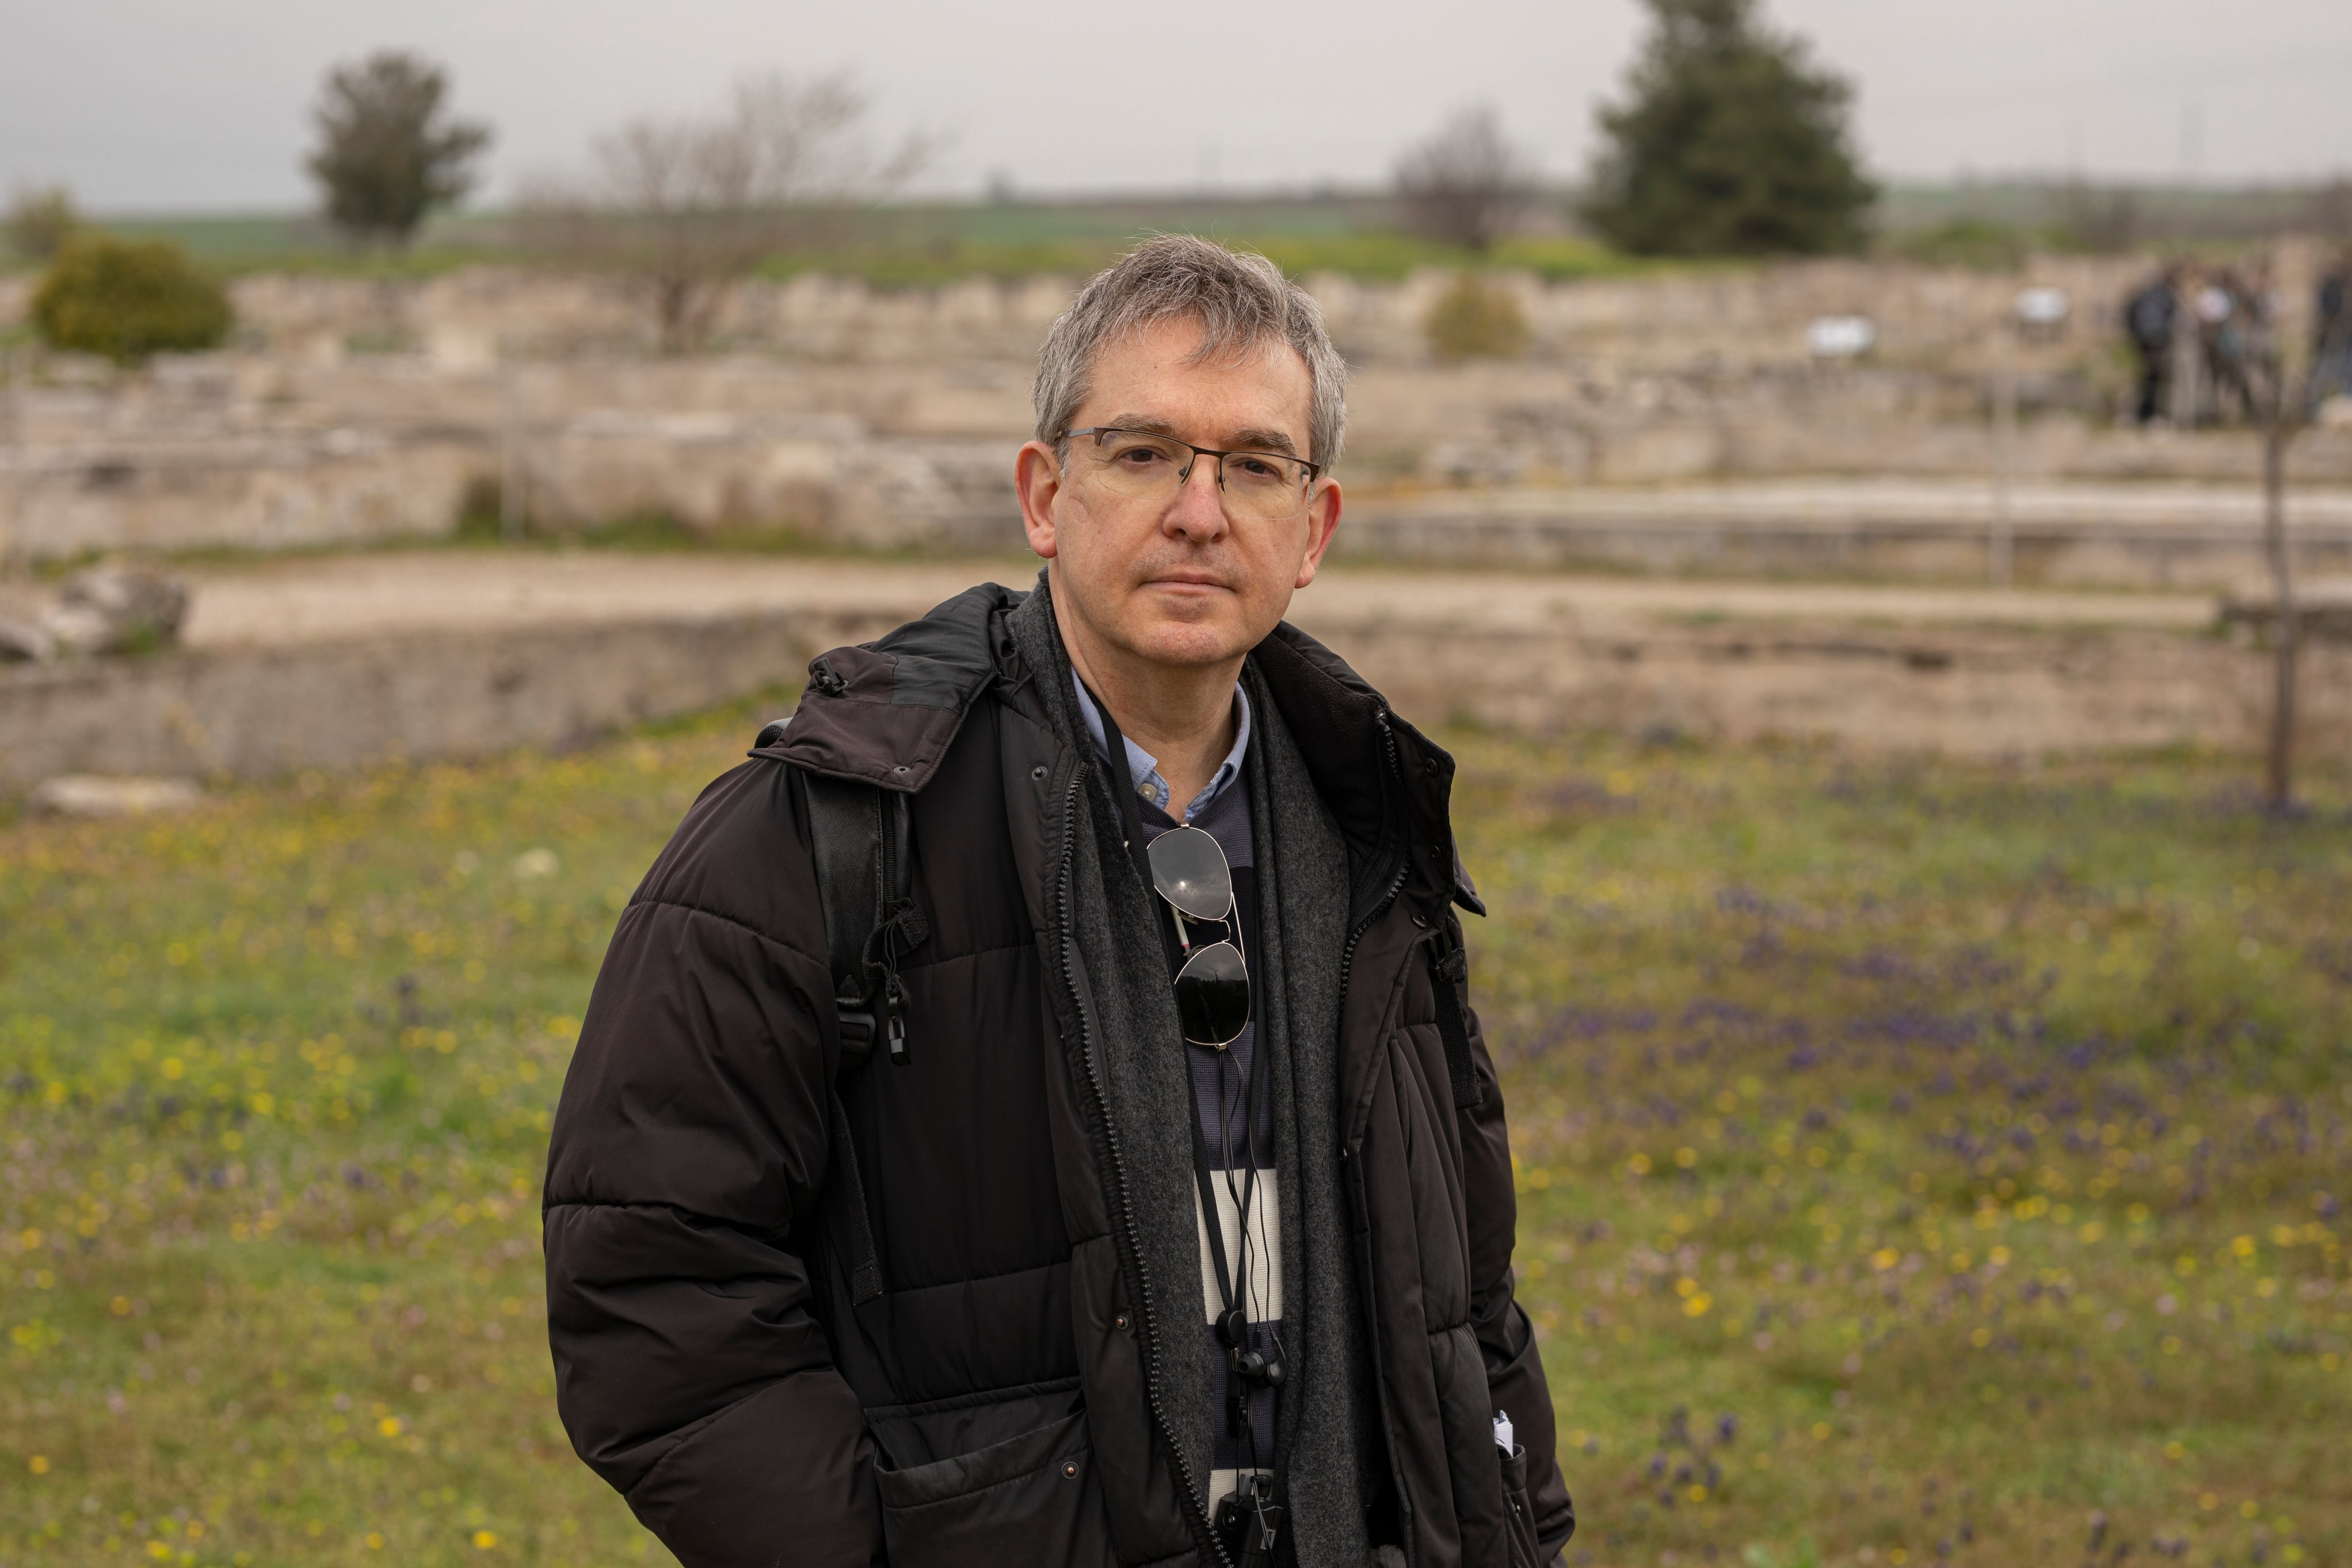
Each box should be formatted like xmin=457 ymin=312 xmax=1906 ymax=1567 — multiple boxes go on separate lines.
xmin=2302 ymin=177 xmax=2352 ymax=245
xmin=5 ymin=185 xmax=81 ymax=263
xmin=2231 ymin=254 xmax=2312 ymax=810
xmin=1394 ymin=107 xmax=1530 ymax=253
xmin=524 ymin=73 xmax=926 ymax=353
xmin=2050 ymin=180 xmax=2139 ymax=254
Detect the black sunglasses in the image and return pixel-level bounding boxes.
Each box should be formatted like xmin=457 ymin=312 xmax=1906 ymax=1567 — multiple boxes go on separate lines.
xmin=1148 ymin=826 xmax=1251 ymax=1048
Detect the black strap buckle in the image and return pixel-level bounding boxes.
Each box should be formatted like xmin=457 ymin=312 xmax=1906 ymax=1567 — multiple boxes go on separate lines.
xmin=882 ymin=974 xmax=910 ymax=1069
xmin=1428 ymin=908 xmax=1469 ymax=979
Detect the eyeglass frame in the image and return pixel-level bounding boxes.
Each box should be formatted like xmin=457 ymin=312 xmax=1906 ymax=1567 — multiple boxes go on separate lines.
xmin=1058 ymin=426 xmax=1325 ymax=508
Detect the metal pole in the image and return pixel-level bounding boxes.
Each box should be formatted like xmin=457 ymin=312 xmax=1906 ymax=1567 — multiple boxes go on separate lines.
xmin=0 ymin=345 xmax=20 ymax=581
xmin=2262 ymin=391 xmax=2297 ymax=810
xmin=1990 ymin=366 xmax=2016 ymax=587
xmin=501 ymin=359 xmax=525 ymax=543
xmin=2168 ymin=277 xmax=2201 ymax=428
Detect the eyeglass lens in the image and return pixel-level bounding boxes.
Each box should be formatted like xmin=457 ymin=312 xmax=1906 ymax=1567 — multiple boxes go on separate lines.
xmin=1148 ymin=826 xmax=1233 ymax=921
xmin=1083 ymin=431 xmax=1309 ymax=521
xmin=1175 ymin=940 xmax=1250 ymax=1048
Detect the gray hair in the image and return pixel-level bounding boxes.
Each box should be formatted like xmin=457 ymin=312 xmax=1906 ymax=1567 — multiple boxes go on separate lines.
xmin=1033 ymin=235 xmax=1348 ymax=468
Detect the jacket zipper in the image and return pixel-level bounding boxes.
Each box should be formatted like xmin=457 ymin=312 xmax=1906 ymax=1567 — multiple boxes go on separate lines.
xmin=1334 ymin=710 xmax=1417 ymax=1565
xmin=1336 ymin=711 xmax=1411 ymax=1006
xmin=1050 ymin=768 xmax=1225 ymax=1566
xmin=878 ymin=793 xmax=908 ymax=1066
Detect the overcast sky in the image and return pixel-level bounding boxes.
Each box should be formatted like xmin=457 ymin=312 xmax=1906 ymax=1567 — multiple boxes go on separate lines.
xmin=4 ymin=0 xmax=2348 ymax=212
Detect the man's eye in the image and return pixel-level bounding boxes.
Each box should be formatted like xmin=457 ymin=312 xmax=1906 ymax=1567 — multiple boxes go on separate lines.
xmin=1233 ymin=457 xmax=1285 ymax=480
xmin=1112 ymin=444 xmax=1173 ymax=467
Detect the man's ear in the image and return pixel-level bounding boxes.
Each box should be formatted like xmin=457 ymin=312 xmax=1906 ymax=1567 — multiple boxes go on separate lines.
xmin=1293 ymin=478 xmax=1343 ymax=590
xmin=1016 ymin=441 xmax=1063 ymax=559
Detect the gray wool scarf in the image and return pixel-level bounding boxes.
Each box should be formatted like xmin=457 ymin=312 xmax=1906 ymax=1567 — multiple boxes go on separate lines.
xmin=1005 ymin=586 xmax=1379 ymax=1566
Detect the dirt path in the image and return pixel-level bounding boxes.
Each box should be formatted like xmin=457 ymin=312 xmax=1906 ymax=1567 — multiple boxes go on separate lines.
xmin=180 ymin=550 xmax=2218 ymax=651
xmin=1349 ymin=476 xmax=2352 ymax=529
xmin=18 ymin=547 xmax=2321 ymax=790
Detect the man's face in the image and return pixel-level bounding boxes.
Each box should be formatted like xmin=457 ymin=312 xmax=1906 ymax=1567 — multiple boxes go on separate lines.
xmin=1016 ymin=316 xmax=1341 ymax=672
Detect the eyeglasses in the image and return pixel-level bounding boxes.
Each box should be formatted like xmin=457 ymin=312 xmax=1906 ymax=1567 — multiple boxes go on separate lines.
xmin=1063 ymin=426 xmax=1321 ymax=524
xmin=1148 ymin=825 xmax=1251 ymax=1047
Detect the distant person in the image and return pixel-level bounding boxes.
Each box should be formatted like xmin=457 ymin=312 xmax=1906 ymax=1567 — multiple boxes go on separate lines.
xmin=2312 ymin=258 xmax=2352 ymax=417
xmin=2124 ymin=268 xmax=2180 ymax=425
xmin=2199 ymin=268 xmax=2269 ymax=426
xmin=542 ymin=236 xmax=1576 ymax=1568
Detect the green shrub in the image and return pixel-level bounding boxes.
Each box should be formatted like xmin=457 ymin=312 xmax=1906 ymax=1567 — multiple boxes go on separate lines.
xmin=30 ymin=235 xmax=232 ymax=364
xmin=1424 ymin=273 xmax=1530 ymax=361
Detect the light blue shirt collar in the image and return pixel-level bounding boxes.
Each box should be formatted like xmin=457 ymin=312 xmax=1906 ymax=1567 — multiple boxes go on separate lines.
xmin=1072 ymin=673 xmax=1252 ymax=823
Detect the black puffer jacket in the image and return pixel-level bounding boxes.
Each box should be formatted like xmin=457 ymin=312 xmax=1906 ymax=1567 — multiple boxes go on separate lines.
xmin=544 ymin=582 xmax=1573 ymax=1567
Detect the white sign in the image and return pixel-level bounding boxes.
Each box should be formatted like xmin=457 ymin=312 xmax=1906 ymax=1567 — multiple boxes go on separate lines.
xmin=1807 ymin=315 xmax=1875 ymax=358
xmin=2015 ymin=287 xmax=2069 ymax=326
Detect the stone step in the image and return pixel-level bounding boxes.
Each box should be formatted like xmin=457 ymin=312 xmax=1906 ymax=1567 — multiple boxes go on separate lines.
xmin=3 ymin=556 xmax=2338 ymax=788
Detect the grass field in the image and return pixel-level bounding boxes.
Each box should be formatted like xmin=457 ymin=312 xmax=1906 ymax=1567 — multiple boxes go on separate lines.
xmin=27 ymin=177 xmax=2320 ymax=284
xmin=2 ymin=704 xmax=2347 ymax=1568
xmin=28 ymin=200 xmax=1656 ymax=287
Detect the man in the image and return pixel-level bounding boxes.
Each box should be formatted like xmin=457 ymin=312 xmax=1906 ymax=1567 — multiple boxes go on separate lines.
xmin=2311 ymin=256 xmax=2351 ymax=418
xmin=2124 ymin=267 xmax=2179 ymax=426
xmin=544 ymin=236 xmax=1575 ymax=1568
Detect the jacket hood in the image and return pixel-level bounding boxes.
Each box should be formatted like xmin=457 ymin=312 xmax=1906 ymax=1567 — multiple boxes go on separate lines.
xmin=754 ymin=576 xmax=1482 ymax=915
xmin=753 ymin=582 xmax=1024 ymax=792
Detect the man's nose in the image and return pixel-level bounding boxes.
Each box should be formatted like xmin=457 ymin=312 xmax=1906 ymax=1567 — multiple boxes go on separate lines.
xmin=1165 ymin=454 xmax=1229 ymax=539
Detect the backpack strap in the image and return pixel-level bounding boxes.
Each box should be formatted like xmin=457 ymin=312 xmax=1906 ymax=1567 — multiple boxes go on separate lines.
xmin=784 ymin=764 xmax=929 ymax=1310
xmin=822 ymin=1090 xmax=885 ymax=1307
xmin=803 ymin=773 xmax=924 ymax=1070
xmin=805 ymin=775 xmax=884 ymax=1061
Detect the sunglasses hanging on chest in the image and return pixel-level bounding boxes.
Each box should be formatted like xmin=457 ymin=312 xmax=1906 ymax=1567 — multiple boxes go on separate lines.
xmin=1081 ymin=676 xmax=1287 ymax=1561
xmin=1080 ymin=680 xmax=1253 ymax=1047
xmin=1148 ymin=825 xmax=1250 ymax=1047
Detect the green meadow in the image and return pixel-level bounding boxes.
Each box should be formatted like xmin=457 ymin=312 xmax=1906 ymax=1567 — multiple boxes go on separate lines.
xmin=2 ymin=702 xmax=2346 ymax=1567
xmin=43 ymin=203 xmax=1650 ymax=287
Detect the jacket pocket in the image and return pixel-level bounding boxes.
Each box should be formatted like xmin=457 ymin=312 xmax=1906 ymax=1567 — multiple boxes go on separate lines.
xmin=1499 ymin=1443 xmax=1543 ymax=1568
xmin=873 ymin=1409 xmax=1114 ymax=1568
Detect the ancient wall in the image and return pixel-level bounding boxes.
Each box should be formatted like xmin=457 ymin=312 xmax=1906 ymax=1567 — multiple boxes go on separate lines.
xmin=11 ymin=592 xmax=2352 ymax=791
xmin=0 ymin=611 xmax=853 ymax=785
xmin=1337 ymin=482 xmax=2352 ymax=589
xmin=7 ymin=255 xmax=2348 ymax=567
xmin=1 ymin=254 xmax=2160 ymax=372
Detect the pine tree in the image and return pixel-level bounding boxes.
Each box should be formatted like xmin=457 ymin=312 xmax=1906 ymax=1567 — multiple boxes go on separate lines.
xmin=1583 ymin=0 xmax=1875 ymax=256
xmin=306 ymin=51 xmax=491 ymax=247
